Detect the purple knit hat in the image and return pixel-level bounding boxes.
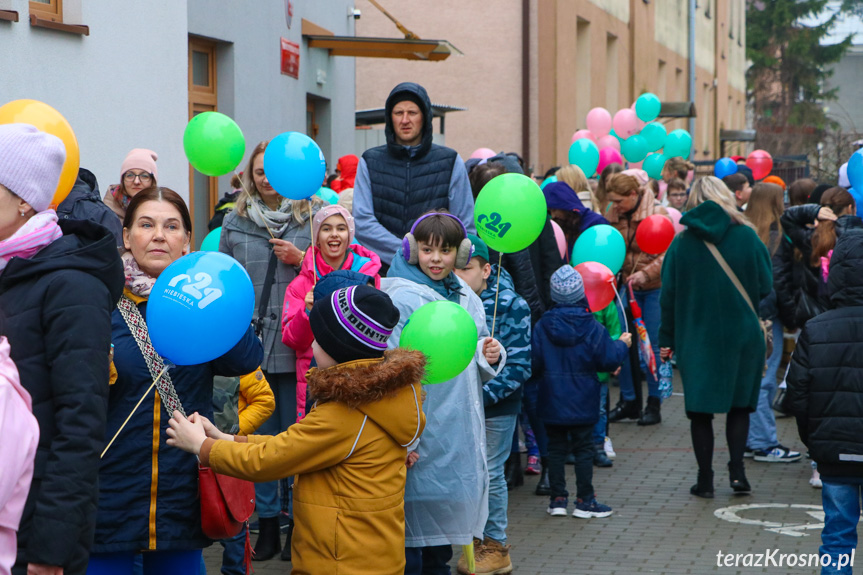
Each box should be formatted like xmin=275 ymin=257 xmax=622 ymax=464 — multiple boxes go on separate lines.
xmin=0 ymin=124 xmax=65 ymax=212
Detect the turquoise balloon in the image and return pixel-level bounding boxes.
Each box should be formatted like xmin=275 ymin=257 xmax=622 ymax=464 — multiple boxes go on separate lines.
xmin=622 ymin=135 xmax=648 ymax=163
xmin=540 ymin=175 xmax=557 ymax=190
xmin=643 ymin=153 xmax=668 ymax=179
xmin=475 ymin=173 xmax=547 ymax=253
xmin=635 ymin=93 xmax=662 ymax=122
xmin=315 ymin=187 xmax=339 ymax=204
xmin=664 ymin=129 xmax=693 ymax=159
xmin=400 ymin=300 xmax=478 ymax=384
xmin=571 ymin=224 xmax=626 ymax=275
xmin=200 ymin=227 xmax=222 ymax=251
xmin=640 ymin=122 xmax=667 ymax=152
xmin=183 ymin=112 xmax=246 ymax=177
xmin=568 ymin=139 xmax=600 ymax=177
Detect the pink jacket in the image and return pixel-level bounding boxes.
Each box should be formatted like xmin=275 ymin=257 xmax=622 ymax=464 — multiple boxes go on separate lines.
xmin=281 ymin=245 xmax=382 ymax=420
xmin=0 ymin=337 xmax=39 ymax=575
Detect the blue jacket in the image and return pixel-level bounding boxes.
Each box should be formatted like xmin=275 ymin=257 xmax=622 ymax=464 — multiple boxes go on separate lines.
xmin=56 ymin=168 xmax=124 ymax=248
xmin=93 ymin=294 xmax=262 ymax=553
xmin=532 ymin=303 xmax=628 ymax=426
xmin=480 ymin=266 xmax=531 ymax=418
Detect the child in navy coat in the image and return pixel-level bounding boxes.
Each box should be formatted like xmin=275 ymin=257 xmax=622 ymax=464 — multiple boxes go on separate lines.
xmin=533 ymin=265 xmax=631 ymax=518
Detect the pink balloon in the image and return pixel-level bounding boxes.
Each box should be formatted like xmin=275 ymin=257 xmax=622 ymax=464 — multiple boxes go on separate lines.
xmin=658 ymin=180 xmax=668 ymax=202
xmin=630 ymin=102 xmax=646 ymax=130
xmin=586 ymin=108 xmax=612 ymax=137
xmin=597 ymin=148 xmax=624 ymax=174
xmin=550 ymin=219 xmax=567 ymax=260
xmin=666 ymin=207 xmax=685 ymax=235
xmin=470 ymin=147 xmax=496 ymax=160
xmin=572 ymin=130 xmax=596 ymax=144
xmin=596 ymin=135 xmax=620 ymax=152
xmin=613 ymin=109 xmax=639 ymax=139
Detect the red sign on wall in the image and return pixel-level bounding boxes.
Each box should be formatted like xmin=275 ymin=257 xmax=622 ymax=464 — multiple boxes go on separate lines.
xmin=281 ymin=38 xmax=299 ymax=79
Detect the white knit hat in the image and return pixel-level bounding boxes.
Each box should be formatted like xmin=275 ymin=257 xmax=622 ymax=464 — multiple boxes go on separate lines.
xmin=0 ymin=123 xmax=65 ymax=212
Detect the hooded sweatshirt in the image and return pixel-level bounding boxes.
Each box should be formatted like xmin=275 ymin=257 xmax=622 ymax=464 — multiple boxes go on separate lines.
xmin=331 ymin=154 xmax=359 ymax=193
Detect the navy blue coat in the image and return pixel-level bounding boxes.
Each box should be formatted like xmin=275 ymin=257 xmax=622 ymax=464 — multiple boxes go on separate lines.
xmin=532 ymin=303 xmax=628 ymax=426
xmin=93 ymin=297 xmax=262 ymax=553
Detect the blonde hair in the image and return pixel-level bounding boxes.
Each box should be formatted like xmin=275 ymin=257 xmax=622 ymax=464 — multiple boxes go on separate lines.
xmin=557 ymin=164 xmax=600 ymax=211
xmin=686 ymin=176 xmax=754 ymax=229
xmin=745 ymin=183 xmax=784 ymax=253
xmin=236 ymin=141 xmax=320 ymax=223
xmin=664 ymin=157 xmax=694 ymax=181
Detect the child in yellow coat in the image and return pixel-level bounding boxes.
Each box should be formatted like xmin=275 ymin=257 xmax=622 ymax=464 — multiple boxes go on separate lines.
xmin=167 ymin=285 xmax=425 ymax=575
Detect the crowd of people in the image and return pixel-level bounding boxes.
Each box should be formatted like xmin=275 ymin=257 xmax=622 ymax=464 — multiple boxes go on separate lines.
xmin=0 ymin=78 xmax=862 ymax=575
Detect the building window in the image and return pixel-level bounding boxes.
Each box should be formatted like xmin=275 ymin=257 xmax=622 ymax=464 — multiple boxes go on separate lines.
xmin=30 ymin=0 xmax=61 ymax=22
xmin=606 ymin=34 xmax=619 ymax=112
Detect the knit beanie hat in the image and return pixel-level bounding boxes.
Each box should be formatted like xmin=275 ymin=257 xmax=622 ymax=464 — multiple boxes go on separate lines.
xmin=0 ymin=123 xmax=66 ymax=212
xmin=621 ymin=169 xmax=649 ymax=188
xmin=550 ymin=265 xmax=585 ymax=305
xmin=312 ymin=204 xmax=355 ymax=246
xmin=309 ymin=285 xmax=400 ymax=364
xmin=121 ymin=148 xmax=159 ymax=180
xmin=466 ymin=233 xmax=490 ymax=263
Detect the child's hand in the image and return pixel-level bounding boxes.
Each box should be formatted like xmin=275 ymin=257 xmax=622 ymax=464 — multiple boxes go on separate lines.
xmin=619 ymin=332 xmax=633 ymax=348
xmin=166 ymin=411 xmax=207 ymax=455
xmin=304 ymin=289 xmax=315 ymax=312
xmin=612 ymin=367 xmax=621 ymax=377
xmin=660 ymin=347 xmax=673 ymax=361
xmin=483 ymin=337 xmax=501 ymax=365
xmin=189 ymin=412 xmax=230 ymax=441
xmin=406 ymin=451 xmax=420 ymax=469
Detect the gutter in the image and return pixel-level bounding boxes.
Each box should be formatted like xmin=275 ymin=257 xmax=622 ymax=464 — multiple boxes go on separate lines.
xmin=522 ymin=0 xmax=530 ymax=170
xmin=688 ymin=0 xmax=697 ymax=153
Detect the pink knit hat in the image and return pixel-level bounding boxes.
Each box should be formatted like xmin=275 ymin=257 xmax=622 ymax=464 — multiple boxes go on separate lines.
xmin=313 ymin=205 xmax=355 ymax=246
xmin=121 ymin=148 xmax=158 ymax=180
xmin=621 ymin=169 xmax=649 ymax=187
xmin=0 ymin=123 xmax=65 ymax=212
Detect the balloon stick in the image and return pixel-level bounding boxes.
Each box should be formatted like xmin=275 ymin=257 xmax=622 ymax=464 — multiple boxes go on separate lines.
xmin=614 ymin=282 xmax=629 ymax=334
xmin=309 ymin=202 xmax=316 ymax=285
xmin=101 ymin=364 xmax=169 ymax=459
xmin=490 ymin=252 xmax=503 ymax=339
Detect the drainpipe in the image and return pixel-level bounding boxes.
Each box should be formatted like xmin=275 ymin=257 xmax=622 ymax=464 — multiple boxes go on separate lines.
xmin=688 ymin=0 xmax=697 ymax=152
xmin=522 ymin=0 xmax=530 ymax=171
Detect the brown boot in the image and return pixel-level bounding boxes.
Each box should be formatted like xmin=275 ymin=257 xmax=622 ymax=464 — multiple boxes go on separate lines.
xmin=456 ymin=538 xmax=483 ymax=575
xmin=473 ymin=538 xmax=513 ymax=574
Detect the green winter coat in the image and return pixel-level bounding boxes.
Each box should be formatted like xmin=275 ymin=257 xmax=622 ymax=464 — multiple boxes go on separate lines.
xmin=659 ymin=201 xmax=772 ymax=414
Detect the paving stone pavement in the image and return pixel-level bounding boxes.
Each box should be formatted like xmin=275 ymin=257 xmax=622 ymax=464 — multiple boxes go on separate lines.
xmin=204 ymin=371 xmax=855 ymax=574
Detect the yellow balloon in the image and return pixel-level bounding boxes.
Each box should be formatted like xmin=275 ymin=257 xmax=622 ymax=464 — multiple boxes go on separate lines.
xmin=0 ymin=99 xmax=80 ymax=208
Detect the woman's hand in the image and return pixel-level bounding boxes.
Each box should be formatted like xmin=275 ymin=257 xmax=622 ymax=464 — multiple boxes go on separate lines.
xmin=817 ymin=206 xmax=838 ymax=222
xmin=406 ymin=451 xmax=420 ymax=469
xmin=483 ymin=337 xmax=501 ymax=365
xmin=619 ymin=332 xmax=633 ymax=348
xmin=188 ymin=412 xmax=231 ymax=441
xmin=270 ymin=238 xmax=304 ymax=266
xmin=166 ymin=411 xmax=207 ymax=455
xmin=660 ymin=347 xmax=673 ymax=361
xmin=304 ymin=289 xmax=315 ymax=312
xmin=628 ymin=271 xmax=649 ymax=289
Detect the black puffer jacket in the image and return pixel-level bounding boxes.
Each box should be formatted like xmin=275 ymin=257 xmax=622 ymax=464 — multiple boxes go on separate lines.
xmin=1 ymin=219 xmax=124 ymax=574
xmin=787 ymin=229 xmax=863 ymax=478
xmin=56 ymin=168 xmax=124 ymax=248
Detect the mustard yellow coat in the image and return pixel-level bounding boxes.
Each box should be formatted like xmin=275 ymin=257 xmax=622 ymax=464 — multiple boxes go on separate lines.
xmin=200 ymin=348 xmax=426 ymax=575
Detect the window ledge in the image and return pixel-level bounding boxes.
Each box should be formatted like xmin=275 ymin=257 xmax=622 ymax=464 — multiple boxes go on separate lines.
xmin=0 ymin=10 xmax=18 ymax=22
xmin=29 ymin=13 xmax=88 ymax=35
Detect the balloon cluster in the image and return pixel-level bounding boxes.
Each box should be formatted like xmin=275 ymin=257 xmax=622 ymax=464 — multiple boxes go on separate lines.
xmin=568 ymin=93 xmax=693 ymax=179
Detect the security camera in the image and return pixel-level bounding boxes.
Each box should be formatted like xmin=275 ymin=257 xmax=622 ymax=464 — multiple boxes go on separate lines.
xmin=348 ymin=7 xmax=361 ymax=19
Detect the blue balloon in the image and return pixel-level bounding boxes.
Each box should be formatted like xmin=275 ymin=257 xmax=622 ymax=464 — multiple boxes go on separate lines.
xmin=848 ymin=151 xmax=863 ymax=192
xmin=849 ymin=187 xmax=863 ymax=212
xmin=148 ymin=252 xmax=255 ymax=365
xmin=315 ymin=187 xmax=340 ymax=205
xmin=263 ymin=132 xmax=327 ymax=200
xmin=714 ymin=157 xmax=737 ymax=179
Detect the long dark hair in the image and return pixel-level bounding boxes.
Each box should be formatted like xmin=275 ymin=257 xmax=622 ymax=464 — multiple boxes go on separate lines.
xmin=811 ymin=187 xmax=855 ymax=266
xmin=123 ymin=186 xmax=192 ymax=233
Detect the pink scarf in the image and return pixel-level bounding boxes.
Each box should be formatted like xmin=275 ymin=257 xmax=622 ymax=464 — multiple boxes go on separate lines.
xmin=0 ymin=210 xmax=63 ymax=273
xmin=122 ymin=251 xmax=157 ymax=297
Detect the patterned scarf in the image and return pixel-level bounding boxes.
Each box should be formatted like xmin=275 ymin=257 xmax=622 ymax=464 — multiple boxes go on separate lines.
xmin=122 ymin=251 xmax=157 ymax=297
xmin=0 ymin=210 xmax=63 ymax=273
xmin=246 ymin=196 xmax=294 ymax=236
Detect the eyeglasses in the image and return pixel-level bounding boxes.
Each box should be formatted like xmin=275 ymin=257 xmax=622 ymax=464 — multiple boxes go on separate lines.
xmin=124 ymin=172 xmax=153 ymax=183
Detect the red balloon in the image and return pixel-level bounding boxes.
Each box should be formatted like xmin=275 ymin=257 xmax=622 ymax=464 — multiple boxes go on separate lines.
xmin=574 ymin=262 xmax=616 ymax=312
xmin=635 ymin=214 xmax=675 ymax=255
xmin=746 ymin=150 xmax=773 ymax=181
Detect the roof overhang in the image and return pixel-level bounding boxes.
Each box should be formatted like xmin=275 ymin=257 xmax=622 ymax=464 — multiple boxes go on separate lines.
xmin=719 ymin=129 xmax=757 ymax=142
xmin=302 ymin=18 xmax=459 ymax=61
xmin=659 ymin=102 xmax=697 ymax=118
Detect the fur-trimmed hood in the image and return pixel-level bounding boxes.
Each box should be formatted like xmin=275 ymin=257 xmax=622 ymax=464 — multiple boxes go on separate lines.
xmin=307 ymin=348 xmax=426 ymax=446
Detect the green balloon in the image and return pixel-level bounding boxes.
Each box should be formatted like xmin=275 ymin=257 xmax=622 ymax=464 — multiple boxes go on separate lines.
xmin=664 ymin=129 xmax=692 ymax=159
xmin=400 ymin=301 xmax=478 ymax=385
xmin=640 ymin=122 xmax=667 ymax=152
xmin=183 ymin=112 xmax=246 ymax=177
xmin=643 ymin=153 xmax=668 ymax=180
xmin=622 ymin=135 xmax=648 ymax=163
xmin=571 ymin=224 xmax=626 ymax=274
xmin=568 ymin=139 xmax=600 ymax=177
xmin=635 ymin=93 xmax=661 ymax=122
xmin=199 ymin=227 xmax=222 ymax=251
xmin=475 ymin=173 xmax=547 ymax=253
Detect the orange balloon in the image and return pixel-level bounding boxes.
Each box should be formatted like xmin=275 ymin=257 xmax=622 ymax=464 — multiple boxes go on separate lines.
xmin=0 ymin=99 xmax=80 ymax=208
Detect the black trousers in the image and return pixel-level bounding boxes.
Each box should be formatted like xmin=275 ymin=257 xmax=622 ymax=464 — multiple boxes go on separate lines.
xmin=546 ymin=423 xmax=595 ymax=500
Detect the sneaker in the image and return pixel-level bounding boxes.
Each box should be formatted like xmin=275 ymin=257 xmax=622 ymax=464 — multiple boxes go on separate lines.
xmin=810 ymin=469 xmax=823 ymax=489
xmin=753 ymin=445 xmax=802 ymax=463
xmin=525 ymin=455 xmax=541 ymax=475
xmin=547 ymin=496 xmax=568 ymax=517
xmin=743 ymin=447 xmax=754 ymax=458
xmin=593 ymin=446 xmax=613 ymax=468
xmin=573 ymin=497 xmax=613 ymax=519
xmin=603 ymin=436 xmax=616 ymax=459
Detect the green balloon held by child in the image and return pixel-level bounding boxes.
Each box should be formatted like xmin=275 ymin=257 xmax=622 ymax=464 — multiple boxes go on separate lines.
xmin=400 ymin=301 xmax=478 ymax=385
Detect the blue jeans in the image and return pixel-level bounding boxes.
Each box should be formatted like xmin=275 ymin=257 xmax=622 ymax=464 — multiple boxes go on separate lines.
xmin=748 ymin=319 xmax=784 ymax=450
xmin=219 ymin=530 xmax=246 ymax=575
xmin=617 ymin=287 xmax=661 ymax=400
xmin=87 ymin=551 xmax=202 ymax=575
xmin=521 ymin=382 xmax=548 ymax=456
xmin=820 ymin=481 xmax=863 ymax=574
xmin=593 ymin=383 xmax=609 ymax=445
xmin=484 ymin=414 xmax=518 ymax=544
xmin=255 ymin=372 xmax=297 ymax=518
